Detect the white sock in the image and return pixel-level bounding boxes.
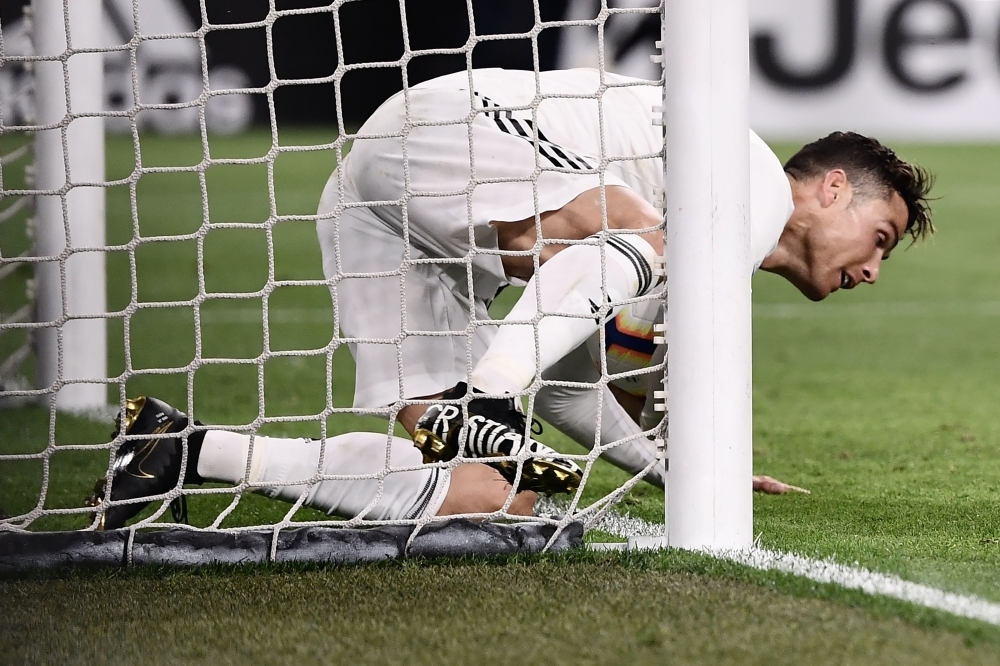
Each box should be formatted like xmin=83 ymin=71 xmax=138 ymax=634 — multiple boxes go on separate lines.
xmin=471 ymin=234 xmax=657 ymax=394
xmin=536 ymin=344 xmax=665 ymax=488
xmin=197 ymin=430 xmax=451 ymax=520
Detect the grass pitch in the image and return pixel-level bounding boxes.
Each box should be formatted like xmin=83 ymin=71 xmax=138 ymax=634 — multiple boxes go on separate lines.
xmin=3 ymin=131 xmax=1000 ymax=661
xmin=5 ymin=553 xmax=1000 ymax=665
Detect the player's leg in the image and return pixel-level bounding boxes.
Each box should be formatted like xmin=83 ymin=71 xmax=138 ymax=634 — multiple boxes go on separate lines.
xmin=198 ymin=431 xmax=534 ymax=517
xmin=317 ymin=164 xmax=496 ymax=412
xmin=414 ymin=224 xmax=658 ymax=493
xmin=85 ymin=395 xmax=532 ymax=529
xmin=319 ymin=130 xmax=572 ymax=494
xmin=317 ymin=171 xmax=551 ymax=504
xmin=471 ymin=226 xmax=659 ymax=396
xmin=534 ymin=344 xmax=665 ymax=489
xmin=196 ymin=429 xmax=452 ymax=521
xmin=435 ymin=463 xmax=537 ymax=516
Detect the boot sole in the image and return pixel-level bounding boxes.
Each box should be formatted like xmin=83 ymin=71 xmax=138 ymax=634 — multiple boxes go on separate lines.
xmin=490 ymin=458 xmax=582 ymax=495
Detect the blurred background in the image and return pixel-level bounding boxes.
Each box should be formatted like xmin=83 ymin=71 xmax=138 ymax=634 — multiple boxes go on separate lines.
xmin=4 ymin=0 xmax=999 ymax=140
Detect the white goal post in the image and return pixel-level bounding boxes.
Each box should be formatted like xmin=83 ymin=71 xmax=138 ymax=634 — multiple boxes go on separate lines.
xmin=32 ymin=0 xmax=107 ymax=413
xmin=0 ymin=0 xmax=753 ymax=556
xmin=664 ymin=0 xmax=753 ymax=549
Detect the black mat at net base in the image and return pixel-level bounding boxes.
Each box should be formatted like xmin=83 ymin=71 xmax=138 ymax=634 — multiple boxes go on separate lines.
xmin=0 ymin=519 xmax=584 ymax=572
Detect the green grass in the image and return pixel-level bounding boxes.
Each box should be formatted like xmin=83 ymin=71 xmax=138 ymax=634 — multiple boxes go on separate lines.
xmin=3 ymin=132 xmax=1000 ymax=659
xmin=0 ymin=132 xmax=34 ymax=378
xmin=4 ymin=551 xmax=1000 ymax=665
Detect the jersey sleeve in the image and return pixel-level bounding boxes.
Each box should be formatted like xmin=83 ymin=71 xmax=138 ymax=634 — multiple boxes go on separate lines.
xmin=749 ymin=131 xmax=794 ymax=272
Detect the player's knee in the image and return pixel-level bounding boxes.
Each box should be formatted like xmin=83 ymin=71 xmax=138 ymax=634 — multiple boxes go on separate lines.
xmin=507 ymin=490 xmax=537 ymax=516
xmin=437 ymin=463 xmax=537 ymax=516
xmin=469 ymin=487 xmax=536 ymax=516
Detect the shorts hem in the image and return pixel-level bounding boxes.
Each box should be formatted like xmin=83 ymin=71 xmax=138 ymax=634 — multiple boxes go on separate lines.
xmin=421 ymin=467 xmax=453 ymax=518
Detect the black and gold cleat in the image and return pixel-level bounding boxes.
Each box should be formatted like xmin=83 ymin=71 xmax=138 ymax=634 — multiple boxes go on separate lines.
xmin=412 ymin=383 xmax=468 ymax=464
xmin=84 ymin=396 xmax=203 ymax=530
xmin=412 ymin=383 xmax=582 ymax=495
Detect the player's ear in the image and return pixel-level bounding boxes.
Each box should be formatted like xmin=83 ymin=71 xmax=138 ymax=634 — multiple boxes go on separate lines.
xmin=820 ymin=169 xmax=849 ymax=208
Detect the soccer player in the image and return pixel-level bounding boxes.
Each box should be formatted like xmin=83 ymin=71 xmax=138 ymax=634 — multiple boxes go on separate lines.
xmin=86 ymin=68 xmax=933 ymax=530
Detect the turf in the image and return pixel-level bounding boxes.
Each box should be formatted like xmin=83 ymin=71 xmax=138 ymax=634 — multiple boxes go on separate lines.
xmin=3 ymin=132 xmax=1000 ymax=657
xmin=0 ymin=132 xmax=34 ymax=387
xmin=4 ymin=552 xmax=1000 ymax=665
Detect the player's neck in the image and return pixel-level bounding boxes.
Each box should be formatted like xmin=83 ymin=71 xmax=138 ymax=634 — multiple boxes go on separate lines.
xmin=758 ymin=174 xmax=811 ymax=278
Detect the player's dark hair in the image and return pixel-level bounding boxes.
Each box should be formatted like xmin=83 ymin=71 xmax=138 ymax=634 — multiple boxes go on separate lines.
xmin=784 ymin=131 xmax=934 ymax=243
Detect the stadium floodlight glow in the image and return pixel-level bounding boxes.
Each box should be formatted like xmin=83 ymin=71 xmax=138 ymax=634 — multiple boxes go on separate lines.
xmin=32 ymin=0 xmax=107 ymax=412
xmin=664 ymin=0 xmax=753 ymax=549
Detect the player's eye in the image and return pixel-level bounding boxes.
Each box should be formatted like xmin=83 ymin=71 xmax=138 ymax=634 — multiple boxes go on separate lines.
xmin=877 ymin=231 xmax=893 ymax=259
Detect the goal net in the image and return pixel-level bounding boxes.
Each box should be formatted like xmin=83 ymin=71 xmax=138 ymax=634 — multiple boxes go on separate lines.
xmin=0 ymin=4 xmax=36 ymax=405
xmin=0 ymin=0 xmax=672 ymax=554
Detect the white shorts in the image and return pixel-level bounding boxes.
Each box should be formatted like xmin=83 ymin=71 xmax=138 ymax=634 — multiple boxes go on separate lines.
xmin=317 ymin=87 xmax=627 ymax=408
xmin=318 ymin=198 xmax=498 ymax=408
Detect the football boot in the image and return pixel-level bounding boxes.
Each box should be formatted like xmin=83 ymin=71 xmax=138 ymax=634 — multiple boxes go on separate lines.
xmin=413 ymin=383 xmax=582 ymax=495
xmin=411 ymin=382 xmax=468 ymax=463
xmin=84 ymin=396 xmax=203 ymax=530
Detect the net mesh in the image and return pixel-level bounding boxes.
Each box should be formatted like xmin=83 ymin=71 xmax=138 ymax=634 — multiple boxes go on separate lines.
xmin=0 ymin=0 xmax=666 ymax=552
xmin=0 ymin=5 xmax=36 ymax=405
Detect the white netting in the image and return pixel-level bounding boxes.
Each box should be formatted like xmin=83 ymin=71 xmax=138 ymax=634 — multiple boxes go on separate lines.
xmin=0 ymin=5 xmax=36 ymax=405
xmin=0 ymin=0 xmax=666 ymax=552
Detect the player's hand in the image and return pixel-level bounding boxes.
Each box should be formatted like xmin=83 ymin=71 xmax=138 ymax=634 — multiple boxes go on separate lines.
xmin=753 ymin=475 xmax=810 ymax=495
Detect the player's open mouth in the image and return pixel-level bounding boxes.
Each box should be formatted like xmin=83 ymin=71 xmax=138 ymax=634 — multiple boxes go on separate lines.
xmin=840 ymin=271 xmax=853 ymax=290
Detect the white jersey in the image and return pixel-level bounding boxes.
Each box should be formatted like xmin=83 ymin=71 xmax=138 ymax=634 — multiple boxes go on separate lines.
xmin=412 ymin=68 xmax=664 ymax=221
xmin=320 ymin=67 xmax=793 ymax=408
xmin=411 ymin=68 xmax=793 ymax=271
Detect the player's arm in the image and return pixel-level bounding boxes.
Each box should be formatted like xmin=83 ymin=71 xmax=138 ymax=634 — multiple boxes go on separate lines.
xmin=472 ymin=185 xmax=661 ymax=396
xmin=608 ymin=384 xmax=644 ymax=424
xmin=494 ymin=185 xmax=662 ymax=282
xmin=613 ymin=350 xmax=809 ymax=495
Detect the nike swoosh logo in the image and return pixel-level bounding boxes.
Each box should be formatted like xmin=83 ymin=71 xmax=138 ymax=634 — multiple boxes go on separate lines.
xmin=128 ymin=422 xmax=174 ymax=479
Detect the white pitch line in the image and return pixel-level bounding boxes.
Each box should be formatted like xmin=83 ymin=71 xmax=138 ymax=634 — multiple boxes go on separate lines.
xmin=535 ymin=497 xmax=666 ymax=539
xmin=541 ymin=500 xmax=1000 ymax=627
xmin=721 ymin=547 xmax=1000 ymax=627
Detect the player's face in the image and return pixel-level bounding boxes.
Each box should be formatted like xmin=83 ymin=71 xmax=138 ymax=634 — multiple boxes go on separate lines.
xmin=795 ymin=178 xmax=909 ymax=302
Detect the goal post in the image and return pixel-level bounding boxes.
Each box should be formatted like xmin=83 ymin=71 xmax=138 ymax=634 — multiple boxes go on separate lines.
xmin=32 ymin=0 xmax=107 ymax=413
xmin=664 ymin=0 xmax=753 ymax=549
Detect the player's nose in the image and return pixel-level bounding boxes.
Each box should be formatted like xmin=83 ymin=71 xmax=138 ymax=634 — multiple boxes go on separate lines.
xmin=860 ymin=256 xmax=881 ymax=284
